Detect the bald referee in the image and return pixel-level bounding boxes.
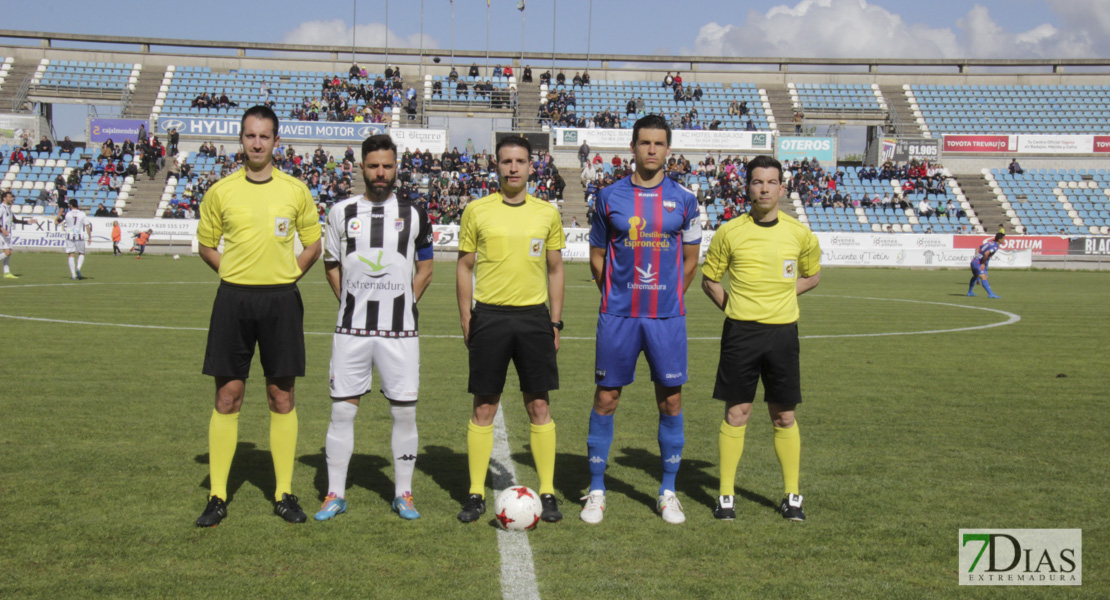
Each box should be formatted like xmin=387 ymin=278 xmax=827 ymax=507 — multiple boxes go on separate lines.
xmin=194 ymin=105 xmax=322 ymax=527
xmin=701 ymin=155 xmax=821 ymax=522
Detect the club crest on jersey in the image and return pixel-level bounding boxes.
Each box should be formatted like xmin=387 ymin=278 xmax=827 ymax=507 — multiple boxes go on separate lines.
xmin=347 ymin=218 xmax=363 ymax=237
xmin=663 ymin=200 xmax=676 ymax=212
xmin=783 ymin=259 xmax=797 ymax=278
xmin=530 ymin=238 xmax=544 ymax=257
xmin=394 ymin=219 xmax=405 ymax=231
xmin=274 ymin=217 xmax=290 ymax=237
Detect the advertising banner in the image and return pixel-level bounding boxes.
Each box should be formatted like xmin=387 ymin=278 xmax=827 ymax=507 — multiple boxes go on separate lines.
xmin=953 ymin=234 xmax=1070 ymax=257
xmin=1068 ymin=236 xmax=1110 ymax=256
xmin=776 ymin=137 xmax=836 ymax=163
xmin=1016 ymin=135 xmax=1093 ymax=154
xmin=156 ymin=116 xmax=385 ymax=142
xmin=943 ymin=135 xmax=1016 ymax=153
xmin=389 ymin=128 xmax=448 ymax=154
xmin=90 ymin=118 xmax=149 ymax=143
xmin=1094 ymin=136 xmax=1110 ymax=153
xmin=0 ymin=113 xmax=41 ymax=144
xmin=553 ymin=128 xmax=773 ymax=152
xmin=881 ymin=138 xmax=941 ymax=163
xmin=6 ymin=217 xmax=198 ymax=250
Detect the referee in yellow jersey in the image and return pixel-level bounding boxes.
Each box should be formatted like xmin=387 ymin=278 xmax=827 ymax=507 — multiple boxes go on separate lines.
xmin=701 ymin=155 xmax=821 ymax=522
xmin=194 ymin=106 xmax=322 ymax=526
xmin=456 ymin=136 xmax=565 ymax=524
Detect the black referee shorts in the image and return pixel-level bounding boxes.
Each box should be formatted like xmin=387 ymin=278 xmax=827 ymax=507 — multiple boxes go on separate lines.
xmin=712 ymin=319 xmax=802 ymax=406
xmin=202 ymin=281 xmax=306 ymax=379
xmin=468 ymin=302 xmax=558 ymax=396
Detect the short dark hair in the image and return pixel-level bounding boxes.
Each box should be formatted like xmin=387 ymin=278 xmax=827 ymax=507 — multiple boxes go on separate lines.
xmin=240 ymin=105 xmax=279 ymax=137
xmin=632 ymin=114 xmax=671 ymax=146
xmin=496 ymin=136 xmax=532 ymax=161
xmin=994 ymin=232 xmax=1006 ymax=241
xmin=69 ymin=199 xmax=79 ymax=208
xmin=361 ymin=134 xmax=397 ymax=160
xmin=745 ymin=155 xmax=784 ymax=188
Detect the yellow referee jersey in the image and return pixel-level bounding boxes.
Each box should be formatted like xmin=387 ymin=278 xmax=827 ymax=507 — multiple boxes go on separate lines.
xmin=702 ymin=212 xmax=820 ymax=324
xmin=459 ymin=192 xmax=565 ymax=306
xmin=197 ymin=169 xmax=322 ymax=285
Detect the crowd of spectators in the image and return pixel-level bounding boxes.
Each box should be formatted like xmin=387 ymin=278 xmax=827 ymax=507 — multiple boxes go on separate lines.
xmin=288 ymin=65 xmax=408 ymax=123
xmin=191 ymin=91 xmax=239 ymax=109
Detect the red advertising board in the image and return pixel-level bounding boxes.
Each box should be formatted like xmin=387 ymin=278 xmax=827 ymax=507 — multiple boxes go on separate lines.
xmin=954 ymin=235 xmax=1070 ymax=256
xmin=1094 ymin=136 xmax=1110 ymax=153
xmin=942 ymin=135 xmax=1015 ymax=153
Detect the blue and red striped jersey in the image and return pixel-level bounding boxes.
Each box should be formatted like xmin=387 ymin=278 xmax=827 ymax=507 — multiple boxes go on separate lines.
xmin=974 ymin=240 xmax=1000 ymax=266
xmin=589 ymin=176 xmax=701 ymax=318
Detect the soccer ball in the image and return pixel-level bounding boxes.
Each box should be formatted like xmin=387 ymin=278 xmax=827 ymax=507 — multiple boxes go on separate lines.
xmin=172 ymin=254 xmax=180 ymax=260
xmin=494 ymin=486 xmax=542 ymax=531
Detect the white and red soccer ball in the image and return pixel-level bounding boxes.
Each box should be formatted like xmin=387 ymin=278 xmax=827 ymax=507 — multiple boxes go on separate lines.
xmin=494 ymin=486 xmax=541 ymax=531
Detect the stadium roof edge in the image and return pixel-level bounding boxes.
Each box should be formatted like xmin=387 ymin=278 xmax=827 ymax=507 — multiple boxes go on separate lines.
xmin=2 ymin=28 xmax=1110 ymax=70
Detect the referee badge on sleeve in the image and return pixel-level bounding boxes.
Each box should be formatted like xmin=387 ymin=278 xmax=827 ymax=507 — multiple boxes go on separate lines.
xmin=530 ymin=238 xmax=544 ymax=257
xmin=274 ymin=217 xmax=290 ymax=237
xmin=783 ymin=259 xmax=797 ymax=278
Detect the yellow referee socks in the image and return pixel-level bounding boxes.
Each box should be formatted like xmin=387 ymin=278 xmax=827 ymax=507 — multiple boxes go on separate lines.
xmin=773 ymin=422 xmax=801 ymax=497
xmin=467 ymin=421 xmax=495 ymax=497
xmin=718 ymin=421 xmax=746 ymax=497
xmin=530 ymin=421 xmax=557 ymax=496
xmin=270 ymin=408 xmax=298 ymax=501
xmin=208 ymin=410 xmax=239 ymax=501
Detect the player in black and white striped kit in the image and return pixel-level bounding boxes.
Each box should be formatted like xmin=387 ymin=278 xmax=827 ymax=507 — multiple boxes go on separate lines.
xmin=316 ymin=134 xmax=434 ymax=521
xmin=1 ymin=190 xmax=37 ymax=279
xmin=57 ymin=199 xmax=91 ymax=280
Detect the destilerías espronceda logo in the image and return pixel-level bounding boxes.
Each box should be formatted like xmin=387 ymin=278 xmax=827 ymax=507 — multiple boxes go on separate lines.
xmin=959 ymin=529 xmax=1081 ymax=586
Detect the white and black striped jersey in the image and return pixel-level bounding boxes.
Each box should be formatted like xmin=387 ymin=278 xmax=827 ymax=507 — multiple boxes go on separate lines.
xmin=63 ymin=209 xmax=89 ymax=241
xmin=0 ymin=203 xmax=13 ymax=234
xmin=324 ymin=193 xmax=434 ymax=337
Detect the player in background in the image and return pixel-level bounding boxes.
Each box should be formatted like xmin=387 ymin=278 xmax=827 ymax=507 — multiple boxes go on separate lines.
xmin=701 ymin=155 xmax=821 ymax=522
xmin=131 ymin=229 xmax=152 ymax=259
xmin=194 ymin=106 xmax=322 ymax=527
xmin=56 ymin=199 xmax=92 ymax=280
xmin=456 ymin=136 xmax=565 ymax=524
xmin=111 ymin=221 xmax=122 ymax=256
xmin=968 ymin=232 xmax=1004 ymax=299
xmin=315 ymin=135 xmax=433 ymax=522
xmin=1 ymin=190 xmax=37 ymax=278
xmin=582 ymin=115 xmax=702 ymax=525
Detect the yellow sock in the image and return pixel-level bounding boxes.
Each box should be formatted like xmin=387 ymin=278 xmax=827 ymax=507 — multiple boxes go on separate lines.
xmin=270 ymin=408 xmax=298 ymax=501
xmin=208 ymin=410 xmax=239 ymax=500
xmin=467 ymin=421 xmax=494 ymax=497
xmin=530 ymin=421 xmax=557 ymax=495
xmin=773 ymin=422 xmax=801 ymax=496
xmin=718 ymin=421 xmax=746 ymax=497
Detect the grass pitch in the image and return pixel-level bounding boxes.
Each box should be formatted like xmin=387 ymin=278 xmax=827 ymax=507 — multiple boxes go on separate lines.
xmin=0 ymin=252 xmax=1106 ymax=599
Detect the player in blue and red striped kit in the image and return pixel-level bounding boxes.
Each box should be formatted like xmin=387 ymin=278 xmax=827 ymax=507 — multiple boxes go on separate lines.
xmin=581 ymin=115 xmax=702 ymax=525
xmin=968 ymin=232 xmax=1004 ymax=298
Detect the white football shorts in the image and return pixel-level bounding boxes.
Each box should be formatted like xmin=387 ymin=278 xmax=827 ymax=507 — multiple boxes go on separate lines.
xmin=0 ymin=234 xmax=11 ymax=251
xmin=64 ymin=239 xmax=86 ymax=254
xmin=329 ymin=334 xmax=419 ymax=401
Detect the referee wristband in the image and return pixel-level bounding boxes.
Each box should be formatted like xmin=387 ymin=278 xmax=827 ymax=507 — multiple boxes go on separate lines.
xmin=551 ymin=321 xmax=564 ymax=330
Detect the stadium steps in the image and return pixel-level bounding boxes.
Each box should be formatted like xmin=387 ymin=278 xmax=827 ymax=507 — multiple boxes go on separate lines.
xmin=123 ymin=165 xmax=170 ymax=217
xmin=121 ymin=67 xmax=163 ymax=120
xmin=879 ymin=85 xmax=923 ymax=137
xmin=560 ymin=174 xmax=587 ymax=226
xmin=0 ymin=60 xmax=38 ymax=112
xmin=515 ymin=81 xmax=543 ymax=131
xmin=764 ymin=86 xmax=794 ymax=136
xmin=958 ymin=174 xmax=1008 ymax=234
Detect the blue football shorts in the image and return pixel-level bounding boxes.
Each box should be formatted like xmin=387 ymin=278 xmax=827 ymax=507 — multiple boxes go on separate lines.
xmin=594 ymin=312 xmax=687 ymax=388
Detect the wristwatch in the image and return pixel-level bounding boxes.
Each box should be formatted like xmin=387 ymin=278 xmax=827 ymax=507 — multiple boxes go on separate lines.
xmin=551 ymin=321 xmax=564 ymax=330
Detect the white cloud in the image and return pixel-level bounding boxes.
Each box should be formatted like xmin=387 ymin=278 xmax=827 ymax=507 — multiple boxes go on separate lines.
xmin=1046 ymin=0 xmax=1110 ymax=54
xmin=690 ymin=0 xmax=1095 ymax=59
xmin=282 ymin=19 xmax=438 ymax=51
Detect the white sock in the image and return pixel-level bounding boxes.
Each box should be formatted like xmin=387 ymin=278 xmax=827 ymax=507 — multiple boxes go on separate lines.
xmin=2 ymin=254 xmax=9 ymax=274
xmin=77 ymin=254 xmax=85 ymax=271
xmin=325 ymin=401 xmax=359 ymax=498
xmin=67 ymin=256 xmax=76 ymax=278
xmin=390 ymin=403 xmax=418 ymax=498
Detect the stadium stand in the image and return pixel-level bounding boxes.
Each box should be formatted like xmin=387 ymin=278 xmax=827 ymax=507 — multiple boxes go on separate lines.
xmin=0 ymin=57 xmax=12 ymax=90
xmin=1 ymin=144 xmax=133 ymax=215
xmin=789 ymin=83 xmax=886 ymax=114
xmin=985 ymin=167 xmax=1108 ymax=235
xmin=908 ymin=84 xmax=1110 ymax=136
xmin=31 ymin=59 xmax=140 ymax=92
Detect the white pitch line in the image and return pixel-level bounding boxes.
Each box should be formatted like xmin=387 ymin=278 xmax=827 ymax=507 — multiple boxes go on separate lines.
xmin=490 ymin=405 xmax=541 ymax=600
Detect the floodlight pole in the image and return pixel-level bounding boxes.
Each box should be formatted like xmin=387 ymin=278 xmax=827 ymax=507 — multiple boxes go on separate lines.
xmin=352 ymin=0 xmax=357 ymax=63
xmin=551 ymin=0 xmax=556 ymax=72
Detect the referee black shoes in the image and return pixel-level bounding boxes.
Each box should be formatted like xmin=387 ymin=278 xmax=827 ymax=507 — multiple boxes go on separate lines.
xmin=195 ymin=496 xmax=228 ymax=527
xmin=713 ymin=495 xmax=736 ymax=520
xmin=540 ymin=494 xmax=562 ymax=523
xmin=273 ymin=493 xmax=308 ymax=523
xmin=457 ymin=494 xmax=486 ymax=523
xmin=780 ymin=493 xmax=805 ymax=521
